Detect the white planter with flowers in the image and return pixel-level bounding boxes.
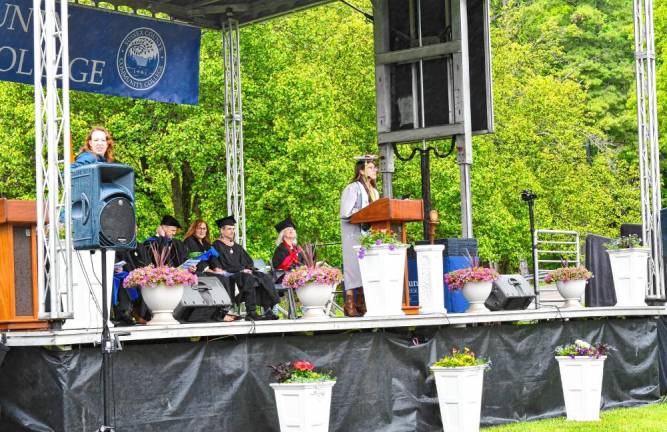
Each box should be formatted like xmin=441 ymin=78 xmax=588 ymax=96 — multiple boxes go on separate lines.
xmin=283 ymin=246 xmax=343 ymax=320
xmin=123 ymin=247 xmax=198 ymax=325
xmin=462 ymin=281 xmax=493 ymax=313
xmin=270 ymin=361 xmax=336 ymax=432
xmin=555 ymin=340 xmax=611 ymax=421
xmin=555 ymin=280 xmax=586 ymax=308
xmin=430 ymin=347 xmax=489 ymax=432
xmin=141 ymin=283 xmax=185 ymax=325
xmin=354 ymin=244 xmax=407 ymax=316
xmin=605 ymin=235 xmax=649 ymax=307
xmin=297 ymin=282 xmax=336 ymax=319
xmin=544 ymin=266 xmax=593 ymax=309
xmin=445 ymin=267 xmax=499 ymax=314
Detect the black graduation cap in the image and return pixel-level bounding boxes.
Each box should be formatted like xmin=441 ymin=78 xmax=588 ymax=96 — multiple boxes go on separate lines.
xmin=160 ymin=215 xmax=181 ymax=229
xmin=216 ymin=216 xmax=237 ymax=228
xmin=275 ymin=217 xmax=296 ymax=233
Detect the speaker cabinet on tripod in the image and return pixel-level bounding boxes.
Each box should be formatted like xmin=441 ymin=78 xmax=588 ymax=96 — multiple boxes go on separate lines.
xmin=0 ymin=199 xmax=47 ymax=330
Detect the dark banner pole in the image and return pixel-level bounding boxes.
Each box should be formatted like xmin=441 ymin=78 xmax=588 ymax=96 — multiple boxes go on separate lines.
xmin=100 ymin=249 xmax=114 ymax=432
xmin=420 ymin=149 xmax=431 ymax=240
xmin=521 ymin=190 xmax=539 ymax=308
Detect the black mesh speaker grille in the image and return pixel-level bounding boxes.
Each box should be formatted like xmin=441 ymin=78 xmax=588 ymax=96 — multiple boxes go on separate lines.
xmin=100 ymin=196 xmax=135 ymax=247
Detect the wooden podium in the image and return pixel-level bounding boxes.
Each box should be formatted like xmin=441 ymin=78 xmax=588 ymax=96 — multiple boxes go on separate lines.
xmin=351 ymin=198 xmax=423 ymax=314
xmin=0 ymin=199 xmax=47 ymax=330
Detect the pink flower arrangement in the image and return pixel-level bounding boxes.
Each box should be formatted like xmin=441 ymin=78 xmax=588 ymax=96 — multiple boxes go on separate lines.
xmin=444 ymin=266 xmax=499 ymax=291
xmin=544 ymin=266 xmax=592 ymax=284
xmin=283 ymin=265 xmax=342 ymax=289
xmin=123 ymin=265 xmax=198 ymax=289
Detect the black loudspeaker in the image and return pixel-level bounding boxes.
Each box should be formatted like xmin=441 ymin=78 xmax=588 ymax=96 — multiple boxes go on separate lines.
xmin=620 ymin=223 xmax=642 ymax=240
xmin=485 ymin=275 xmax=535 ymax=311
xmin=375 ymin=0 xmax=493 ymax=142
xmin=71 ymin=163 xmax=136 ymax=250
xmin=173 ymin=276 xmax=233 ymax=323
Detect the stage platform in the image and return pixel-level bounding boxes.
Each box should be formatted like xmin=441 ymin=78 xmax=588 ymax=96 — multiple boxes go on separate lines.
xmin=0 ymin=313 xmax=664 ymax=431
xmin=2 ymin=305 xmax=665 ymax=347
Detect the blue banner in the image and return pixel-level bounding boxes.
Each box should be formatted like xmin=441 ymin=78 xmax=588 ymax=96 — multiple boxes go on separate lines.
xmin=0 ymin=0 xmax=200 ymax=104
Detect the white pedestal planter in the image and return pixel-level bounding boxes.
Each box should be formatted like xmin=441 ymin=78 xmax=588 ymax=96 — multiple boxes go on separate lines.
xmin=415 ymin=244 xmax=446 ymax=314
xmin=556 ymin=356 xmax=606 ymax=421
xmin=354 ymin=245 xmax=407 ymax=316
xmin=271 ymin=381 xmax=336 ymax=432
xmin=297 ymin=283 xmax=333 ymax=319
xmin=556 ymin=280 xmax=586 ymax=308
xmin=607 ymin=248 xmax=648 ymax=307
xmin=141 ymin=283 xmax=184 ymax=325
xmin=431 ymin=365 xmax=487 ymax=432
xmin=462 ymin=281 xmax=492 ymax=313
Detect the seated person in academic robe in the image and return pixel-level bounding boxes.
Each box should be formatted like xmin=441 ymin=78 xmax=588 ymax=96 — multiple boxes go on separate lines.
xmin=183 ymin=219 xmax=240 ymax=322
xmin=213 ymin=216 xmax=280 ymax=321
xmin=271 ymin=218 xmax=305 ymax=281
xmin=143 ymin=215 xmax=189 ymax=268
xmin=113 ymin=240 xmax=152 ymax=325
xmin=183 ymin=219 xmax=224 ymax=274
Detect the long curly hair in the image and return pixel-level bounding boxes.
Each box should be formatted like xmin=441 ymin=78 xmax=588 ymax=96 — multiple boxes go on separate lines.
xmin=80 ymin=126 xmax=114 ymax=162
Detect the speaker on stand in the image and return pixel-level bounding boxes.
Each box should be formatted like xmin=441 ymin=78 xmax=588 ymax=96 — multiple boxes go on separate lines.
xmin=72 ymin=163 xmax=137 ymax=432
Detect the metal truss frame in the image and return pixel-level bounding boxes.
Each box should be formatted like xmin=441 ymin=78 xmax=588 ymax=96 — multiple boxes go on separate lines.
xmin=222 ymin=15 xmax=247 ymax=247
xmin=634 ymin=0 xmax=665 ymax=300
xmin=33 ymin=0 xmax=73 ymax=320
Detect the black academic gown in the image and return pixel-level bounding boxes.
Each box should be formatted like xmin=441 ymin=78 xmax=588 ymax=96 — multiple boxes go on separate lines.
xmin=143 ymin=236 xmax=188 ymax=267
xmin=184 ymin=236 xmax=235 ymax=302
xmin=113 ymin=242 xmax=152 ymax=323
xmin=183 ymin=236 xmax=216 ymax=273
xmin=213 ymin=239 xmax=279 ymax=310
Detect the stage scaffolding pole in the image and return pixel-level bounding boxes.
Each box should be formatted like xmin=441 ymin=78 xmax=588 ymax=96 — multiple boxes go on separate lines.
xmin=33 ymin=0 xmax=74 ymax=321
xmin=633 ymin=0 xmax=665 ymax=301
xmin=222 ymin=13 xmax=246 ymax=248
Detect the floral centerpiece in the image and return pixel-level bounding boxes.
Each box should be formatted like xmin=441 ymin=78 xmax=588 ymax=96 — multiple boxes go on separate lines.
xmin=544 ymin=264 xmax=593 ymax=308
xmin=432 ymin=346 xmax=490 ymax=368
xmin=605 ymin=234 xmax=649 ymax=307
xmin=555 ymin=339 xmax=613 ymax=421
xmin=269 ymin=360 xmax=335 ymax=383
xmin=605 ymin=234 xmax=642 ymax=250
xmin=444 ymin=261 xmax=499 ymax=313
xmin=357 ymin=229 xmax=406 ymax=259
xmin=282 ymin=244 xmax=342 ymax=319
xmin=269 ymin=360 xmax=336 ymax=431
xmin=430 ymin=347 xmax=490 ymax=432
xmin=122 ymin=243 xmax=197 ymax=325
xmin=444 ymin=267 xmax=500 ymax=291
xmin=555 ymin=339 xmax=613 ymax=359
xmin=543 ymin=266 xmax=593 ymax=284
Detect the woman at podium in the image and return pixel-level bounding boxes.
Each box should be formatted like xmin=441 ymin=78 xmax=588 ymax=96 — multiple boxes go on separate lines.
xmin=339 ymin=155 xmax=379 ymax=317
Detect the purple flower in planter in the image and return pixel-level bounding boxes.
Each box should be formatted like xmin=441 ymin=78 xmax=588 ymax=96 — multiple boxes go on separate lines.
xmin=375 ymin=239 xmax=382 ymax=246
xmin=358 ymin=247 xmax=366 ymax=259
xmin=388 ymin=244 xmax=396 ymax=251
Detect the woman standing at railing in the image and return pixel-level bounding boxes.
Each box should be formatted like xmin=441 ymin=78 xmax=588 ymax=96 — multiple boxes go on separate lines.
xmin=339 ymin=154 xmax=380 ymax=317
xmin=71 ymin=126 xmax=115 ymax=169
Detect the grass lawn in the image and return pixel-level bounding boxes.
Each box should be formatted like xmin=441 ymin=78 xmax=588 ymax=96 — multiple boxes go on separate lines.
xmin=483 ymin=401 xmax=667 ymax=431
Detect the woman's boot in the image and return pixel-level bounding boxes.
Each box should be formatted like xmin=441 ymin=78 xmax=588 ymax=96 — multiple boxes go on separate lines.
xmin=355 ymin=287 xmax=367 ymax=316
xmin=344 ymin=290 xmax=360 ymax=317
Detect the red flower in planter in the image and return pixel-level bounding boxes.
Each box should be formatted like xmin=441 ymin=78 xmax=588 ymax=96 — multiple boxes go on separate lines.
xmin=293 ymin=360 xmax=315 ymax=371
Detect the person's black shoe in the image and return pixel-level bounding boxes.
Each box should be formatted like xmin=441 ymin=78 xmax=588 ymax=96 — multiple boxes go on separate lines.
xmin=245 ymin=310 xmax=265 ymax=321
xmin=263 ymin=310 xmax=280 ymax=320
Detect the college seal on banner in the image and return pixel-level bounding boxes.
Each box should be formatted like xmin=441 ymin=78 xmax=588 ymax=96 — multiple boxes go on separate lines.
xmin=117 ymin=27 xmax=167 ymax=91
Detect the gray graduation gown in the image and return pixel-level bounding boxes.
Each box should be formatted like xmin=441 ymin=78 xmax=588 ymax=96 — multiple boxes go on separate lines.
xmin=340 ymin=181 xmax=377 ymax=291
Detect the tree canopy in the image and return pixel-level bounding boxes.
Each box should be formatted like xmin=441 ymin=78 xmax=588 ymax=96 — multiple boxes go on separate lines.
xmin=0 ymin=0 xmax=658 ymax=269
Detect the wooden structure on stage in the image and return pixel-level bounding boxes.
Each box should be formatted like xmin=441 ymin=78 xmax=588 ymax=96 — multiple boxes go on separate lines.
xmin=351 ymin=198 xmax=423 ymax=314
xmin=0 ymin=199 xmax=46 ymax=330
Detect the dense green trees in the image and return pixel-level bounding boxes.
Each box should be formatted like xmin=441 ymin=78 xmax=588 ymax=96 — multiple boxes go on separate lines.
xmin=0 ymin=0 xmax=657 ymax=268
